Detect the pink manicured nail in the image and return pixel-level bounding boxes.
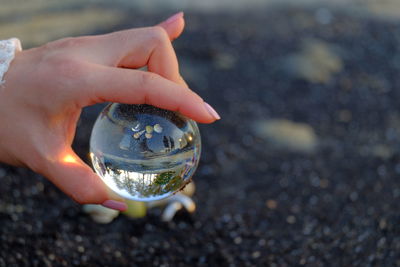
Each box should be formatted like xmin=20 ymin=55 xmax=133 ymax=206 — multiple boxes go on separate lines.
xmin=102 ymin=200 xmax=127 ymax=211
xmin=165 ymin=12 xmax=184 ymax=24
xmin=204 ymin=102 xmax=221 ymax=120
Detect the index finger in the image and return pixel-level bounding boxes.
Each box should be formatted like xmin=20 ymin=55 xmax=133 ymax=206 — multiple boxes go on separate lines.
xmin=82 ymin=64 xmax=219 ymax=123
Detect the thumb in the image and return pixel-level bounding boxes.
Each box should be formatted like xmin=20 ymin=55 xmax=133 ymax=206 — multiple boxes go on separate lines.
xmin=44 ymin=148 xmax=127 ymax=211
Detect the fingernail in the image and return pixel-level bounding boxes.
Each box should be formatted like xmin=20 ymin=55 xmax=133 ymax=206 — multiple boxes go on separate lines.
xmin=204 ymin=102 xmax=221 ymax=120
xmin=102 ymin=200 xmax=127 ymax=211
xmin=165 ymin=12 xmax=184 ymax=24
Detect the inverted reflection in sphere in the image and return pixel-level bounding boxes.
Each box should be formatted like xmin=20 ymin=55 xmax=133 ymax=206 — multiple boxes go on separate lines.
xmin=90 ymin=104 xmax=201 ymax=202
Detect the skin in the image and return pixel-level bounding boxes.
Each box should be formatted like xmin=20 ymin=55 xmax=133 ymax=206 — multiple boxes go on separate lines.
xmin=0 ymin=13 xmax=218 ymax=208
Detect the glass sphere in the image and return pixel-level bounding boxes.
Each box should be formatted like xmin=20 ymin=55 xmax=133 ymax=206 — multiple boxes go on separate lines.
xmin=90 ymin=104 xmax=201 ymax=202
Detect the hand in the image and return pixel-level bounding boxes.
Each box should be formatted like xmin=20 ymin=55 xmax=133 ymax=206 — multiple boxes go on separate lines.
xmin=0 ymin=12 xmax=220 ymax=210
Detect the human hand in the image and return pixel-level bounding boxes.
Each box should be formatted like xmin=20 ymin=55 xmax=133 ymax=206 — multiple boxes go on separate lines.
xmin=0 ymin=12 xmax=220 ymax=210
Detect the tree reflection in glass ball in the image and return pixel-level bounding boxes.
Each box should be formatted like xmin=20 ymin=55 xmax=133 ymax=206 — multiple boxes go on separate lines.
xmin=90 ymin=104 xmax=201 ymax=202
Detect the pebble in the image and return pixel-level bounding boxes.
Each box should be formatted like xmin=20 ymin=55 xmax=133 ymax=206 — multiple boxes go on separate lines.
xmin=253 ymin=119 xmax=318 ymax=153
xmin=266 ymin=199 xmax=278 ymax=209
xmin=82 ymin=205 xmax=120 ymax=224
xmin=154 ymin=124 xmax=163 ymax=133
xmin=286 ymin=215 xmax=297 ymax=224
xmin=283 ymin=38 xmax=343 ymax=84
xmin=145 ymin=125 xmax=153 ymax=134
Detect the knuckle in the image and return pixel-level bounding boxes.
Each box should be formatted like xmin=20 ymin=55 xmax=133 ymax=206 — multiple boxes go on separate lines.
xmin=108 ymin=31 xmax=130 ymax=47
xmin=37 ymin=37 xmax=92 ymax=81
xmin=148 ymin=26 xmax=170 ymax=44
xmin=45 ymin=36 xmax=92 ymax=50
xmin=55 ymin=58 xmax=84 ymax=80
xmin=139 ymin=71 xmax=159 ymax=89
xmin=40 ymin=56 xmax=85 ymax=86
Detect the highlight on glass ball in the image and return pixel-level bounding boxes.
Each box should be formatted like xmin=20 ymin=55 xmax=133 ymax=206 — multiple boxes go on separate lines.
xmin=89 ymin=104 xmax=201 ymax=202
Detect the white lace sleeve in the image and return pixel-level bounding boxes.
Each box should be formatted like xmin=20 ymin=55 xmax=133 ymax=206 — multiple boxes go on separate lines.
xmin=0 ymin=38 xmax=22 ymax=85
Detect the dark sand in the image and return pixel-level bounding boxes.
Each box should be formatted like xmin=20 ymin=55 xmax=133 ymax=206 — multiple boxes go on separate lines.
xmin=1 ymin=8 xmax=400 ymax=266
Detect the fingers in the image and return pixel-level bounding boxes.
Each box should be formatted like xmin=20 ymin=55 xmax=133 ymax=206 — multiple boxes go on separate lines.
xmin=82 ymin=13 xmax=185 ymax=84
xmin=44 ymin=148 xmax=127 ymax=210
xmin=61 ymin=13 xmax=220 ymax=123
xmin=140 ymin=27 xmax=181 ymax=83
xmin=157 ymin=12 xmax=185 ymax=41
xmin=84 ymin=64 xmax=219 ymax=123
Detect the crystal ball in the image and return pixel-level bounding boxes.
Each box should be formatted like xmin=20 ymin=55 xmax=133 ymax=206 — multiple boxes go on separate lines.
xmin=90 ymin=104 xmax=201 ymax=202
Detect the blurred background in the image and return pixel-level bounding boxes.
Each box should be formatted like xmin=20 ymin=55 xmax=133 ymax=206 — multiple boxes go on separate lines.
xmin=1 ymin=0 xmax=400 ymax=266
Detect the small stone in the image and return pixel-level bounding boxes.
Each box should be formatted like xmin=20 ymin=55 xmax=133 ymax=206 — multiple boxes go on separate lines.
xmin=338 ymin=109 xmax=352 ymax=122
xmin=36 ymin=182 xmax=44 ymax=192
xmin=145 ymin=125 xmax=153 ymax=134
xmin=145 ymin=133 xmax=152 ymax=139
xmin=234 ymin=237 xmax=242 ymax=244
xmin=379 ymin=219 xmax=387 ymax=230
xmin=320 ymin=178 xmax=329 ymax=188
xmin=82 ymin=204 xmax=120 ymax=224
xmin=378 ymin=238 xmax=386 ymax=248
xmin=266 ymin=199 xmax=278 ymax=209
xmin=258 ymin=239 xmax=266 ymax=246
xmin=283 ymin=38 xmax=343 ymax=84
xmin=372 ymin=145 xmax=393 ymax=159
xmin=131 ymin=122 xmax=141 ymax=131
xmin=74 ymin=235 xmax=83 ymax=242
xmin=214 ymin=52 xmax=237 ymax=70
xmin=133 ymin=130 xmax=145 ymax=139
xmin=287 ymin=215 xmax=296 ymax=224
xmin=350 ymin=191 xmax=358 ymax=201
xmin=122 ymin=200 xmax=147 ymax=218
xmin=14 ymin=205 xmax=24 ymax=213
xmin=253 ymin=119 xmax=318 ymax=153
xmin=154 ymin=124 xmax=163 ymax=133
xmin=252 ymin=251 xmax=261 ymax=259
